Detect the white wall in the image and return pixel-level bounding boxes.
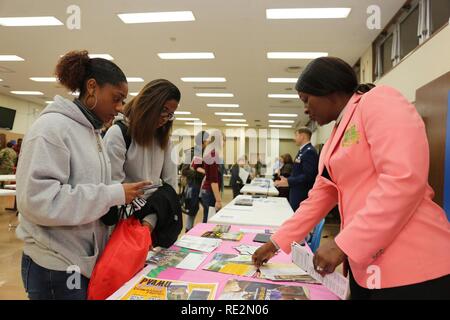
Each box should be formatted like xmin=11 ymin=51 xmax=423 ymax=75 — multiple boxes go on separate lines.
xmin=0 ymin=93 xmax=44 ymax=134
xmin=360 ymin=46 xmax=374 ymax=84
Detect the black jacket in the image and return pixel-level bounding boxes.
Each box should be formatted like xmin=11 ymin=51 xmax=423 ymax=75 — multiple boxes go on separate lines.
xmin=180 ymin=147 xmax=204 ymax=185
xmin=133 ymin=183 xmax=183 ymax=248
xmin=229 ymin=164 xmax=243 ymax=187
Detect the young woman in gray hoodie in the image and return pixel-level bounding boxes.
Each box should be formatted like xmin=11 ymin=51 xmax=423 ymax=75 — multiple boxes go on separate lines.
xmin=16 ymin=50 xmax=150 ymax=300
xmin=103 ymin=79 xmax=180 ymax=232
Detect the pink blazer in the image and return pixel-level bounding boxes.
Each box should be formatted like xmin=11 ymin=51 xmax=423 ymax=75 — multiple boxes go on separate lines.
xmin=272 ymin=86 xmax=450 ymax=289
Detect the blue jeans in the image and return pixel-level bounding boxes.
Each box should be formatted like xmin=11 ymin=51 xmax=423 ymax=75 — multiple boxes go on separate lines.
xmin=200 ymin=189 xmax=216 ymax=223
xmin=21 ymin=254 xmax=89 ymax=300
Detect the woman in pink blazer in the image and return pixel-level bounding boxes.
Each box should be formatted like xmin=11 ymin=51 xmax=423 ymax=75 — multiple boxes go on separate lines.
xmin=253 ymin=57 xmax=450 ymax=300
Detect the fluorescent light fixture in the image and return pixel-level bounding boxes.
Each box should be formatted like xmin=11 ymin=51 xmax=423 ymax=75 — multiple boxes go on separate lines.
xmin=30 ymin=77 xmax=57 ymax=82
xmin=267 ymin=52 xmax=328 ymax=59
xmin=266 ymin=8 xmax=352 ymax=20
xmin=11 ymin=91 xmax=44 ymax=95
xmin=118 ymin=11 xmax=195 ymax=24
xmin=0 ymin=55 xmax=24 ymax=61
xmin=207 ymin=103 xmax=239 ymax=108
xmin=174 ymin=111 xmax=191 ymax=115
xmin=45 ymin=101 xmax=54 ymax=104
xmin=221 ymin=119 xmax=247 ymax=123
xmin=197 ymin=93 xmax=234 ymax=98
xmin=0 ymin=79 xmax=2 ymax=82
xmin=214 ymin=112 xmax=244 ymax=116
xmin=126 ymin=77 xmax=144 ymax=82
xmin=0 ymin=16 xmax=63 ymax=27
xmin=185 ymin=122 xmax=207 ymax=126
xmin=269 ymin=125 xmax=293 ymax=128
xmin=268 ymin=78 xmax=298 ymax=83
xmin=269 ymin=120 xmax=296 ymax=124
xmin=88 ymin=54 xmax=114 ymax=60
xmin=176 ymin=118 xmax=200 ymax=121
xmin=268 ymin=94 xmax=298 ymax=99
xmin=269 ymin=113 xmax=298 ymax=118
xmin=181 ymin=77 xmax=226 ymax=83
xmin=226 ymin=123 xmax=249 ymax=127
xmin=129 ymin=92 xmax=139 ymax=96
xmin=158 ymin=52 xmax=215 ymax=60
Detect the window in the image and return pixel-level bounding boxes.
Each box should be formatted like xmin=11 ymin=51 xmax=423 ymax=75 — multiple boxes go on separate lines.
xmin=372 ymin=0 xmax=448 ymax=80
xmin=400 ymin=6 xmax=420 ymax=59
xmin=381 ymin=34 xmax=394 ymax=75
xmin=431 ymin=0 xmax=450 ymax=34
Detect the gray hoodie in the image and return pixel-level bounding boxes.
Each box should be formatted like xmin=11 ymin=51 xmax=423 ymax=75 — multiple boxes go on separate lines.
xmin=16 ymin=95 xmax=125 ymax=278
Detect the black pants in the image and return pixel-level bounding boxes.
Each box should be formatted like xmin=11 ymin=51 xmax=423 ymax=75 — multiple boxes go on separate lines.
xmin=231 ymin=183 xmax=243 ymax=199
xmin=349 ymin=269 xmax=450 ymax=300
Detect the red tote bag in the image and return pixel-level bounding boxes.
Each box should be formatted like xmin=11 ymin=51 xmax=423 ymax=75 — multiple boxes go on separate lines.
xmin=88 ymin=207 xmax=151 ymax=300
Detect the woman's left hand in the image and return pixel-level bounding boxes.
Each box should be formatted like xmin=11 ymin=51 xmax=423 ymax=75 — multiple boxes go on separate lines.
xmin=313 ymin=240 xmax=347 ymax=277
xmin=141 ymin=221 xmax=154 ymax=250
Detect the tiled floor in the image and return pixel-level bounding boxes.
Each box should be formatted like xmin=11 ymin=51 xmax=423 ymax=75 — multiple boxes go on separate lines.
xmin=0 ymin=189 xmax=339 ymax=300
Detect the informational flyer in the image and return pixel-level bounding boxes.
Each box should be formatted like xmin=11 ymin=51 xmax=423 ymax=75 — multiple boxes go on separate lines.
xmin=121 ymin=277 xmax=218 ymax=300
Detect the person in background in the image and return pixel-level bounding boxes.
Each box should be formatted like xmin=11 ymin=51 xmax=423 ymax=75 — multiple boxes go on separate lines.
xmin=273 ymin=153 xmax=294 ymax=199
xmin=0 ymin=141 xmax=18 ymax=175
xmin=253 ymin=56 xmax=450 ymax=300
xmin=275 ymin=128 xmax=318 ymax=211
xmin=15 ymin=50 xmax=149 ymax=300
xmin=254 ymin=155 xmax=266 ymax=177
xmin=272 ymin=157 xmax=280 ymax=175
xmin=210 ymin=130 xmax=226 ymax=195
xmin=230 ymin=156 xmax=248 ymax=198
xmin=13 ymin=138 xmax=22 ymax=165
xmin=181 ymin=131 xmax=208 ymax=232
xmin=192 ymin=134 xmax=222 ymax=223
xmin=104 ymin=79 xmax=180 ymax=233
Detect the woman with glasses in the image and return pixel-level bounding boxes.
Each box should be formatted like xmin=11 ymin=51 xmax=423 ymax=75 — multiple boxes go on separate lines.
xmin=104 ymin=79 xmax=180 ymax=232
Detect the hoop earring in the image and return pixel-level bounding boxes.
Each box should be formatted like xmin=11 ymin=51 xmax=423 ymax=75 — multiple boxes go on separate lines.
xmin=85 ymin=94 xmax=98 ymax=110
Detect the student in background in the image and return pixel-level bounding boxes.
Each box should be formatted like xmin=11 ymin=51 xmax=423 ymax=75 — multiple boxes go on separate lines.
xmin=254 ymin=155 xmax=266 ymax=177
xmin=0 ymin=141 xmax=17 ymax=175
xmin=180 ymin=131 xmax=208 ymax=232
xmin=275 ymin=128 xmax=318 ymax=211
xmin=253 ymin=56 xmax=450 ymax=300
xmin=272 ymin=157 xmax=280 ymax=175
xmin=209 ymin=130 xmax=226 ymax=196
xmin=273 ymin=153 xmax=294 ymax=199
xmin=13 ymin=138 xmax=22 ymax=164
xmin=15 ymin=50 xmax=148 ymax=300
xmin=104 ymin=79 xmax=179 ymax=233
xmin=230 ymin=156 xmax=248 ymax=198
xmin=192 ymin=134 xmax=222 ymax=223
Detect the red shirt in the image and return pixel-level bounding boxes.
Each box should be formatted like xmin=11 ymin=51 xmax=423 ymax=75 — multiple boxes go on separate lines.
xmin=192 ymin=150 xmax=220 ymax=192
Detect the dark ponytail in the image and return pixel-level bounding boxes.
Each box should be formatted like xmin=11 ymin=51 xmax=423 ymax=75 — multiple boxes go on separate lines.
xmin=355 ymin=83 xmax=376 ymax=94
xmin=296 ymin=57 xmax=375 ymax=96
xmin=55 ymin=50 xmax=127 ymax=97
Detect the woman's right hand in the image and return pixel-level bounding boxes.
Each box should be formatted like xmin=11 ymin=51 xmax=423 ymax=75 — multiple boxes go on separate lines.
xmin=122 ymin=181 xmax=151 ymax=204
xmin=252 ymin=241 xmax=278 ymax=268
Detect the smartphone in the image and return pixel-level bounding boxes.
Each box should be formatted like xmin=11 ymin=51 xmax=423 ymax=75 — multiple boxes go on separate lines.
xmin=141 ymin=183 xmax=162 ymax=191
xmin=141 ymin=179 xmax=163 ymax=191
xmin=253 ymin=233 xmax=271 ymax=244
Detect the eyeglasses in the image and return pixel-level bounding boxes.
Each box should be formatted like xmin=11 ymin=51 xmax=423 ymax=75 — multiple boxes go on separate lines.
xmin=160 ymin=108 xmax=175 ymax=122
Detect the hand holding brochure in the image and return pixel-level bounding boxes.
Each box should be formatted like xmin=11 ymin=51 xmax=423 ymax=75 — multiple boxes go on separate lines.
xmin=291 ymin=242 xmax=350 ymax=300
